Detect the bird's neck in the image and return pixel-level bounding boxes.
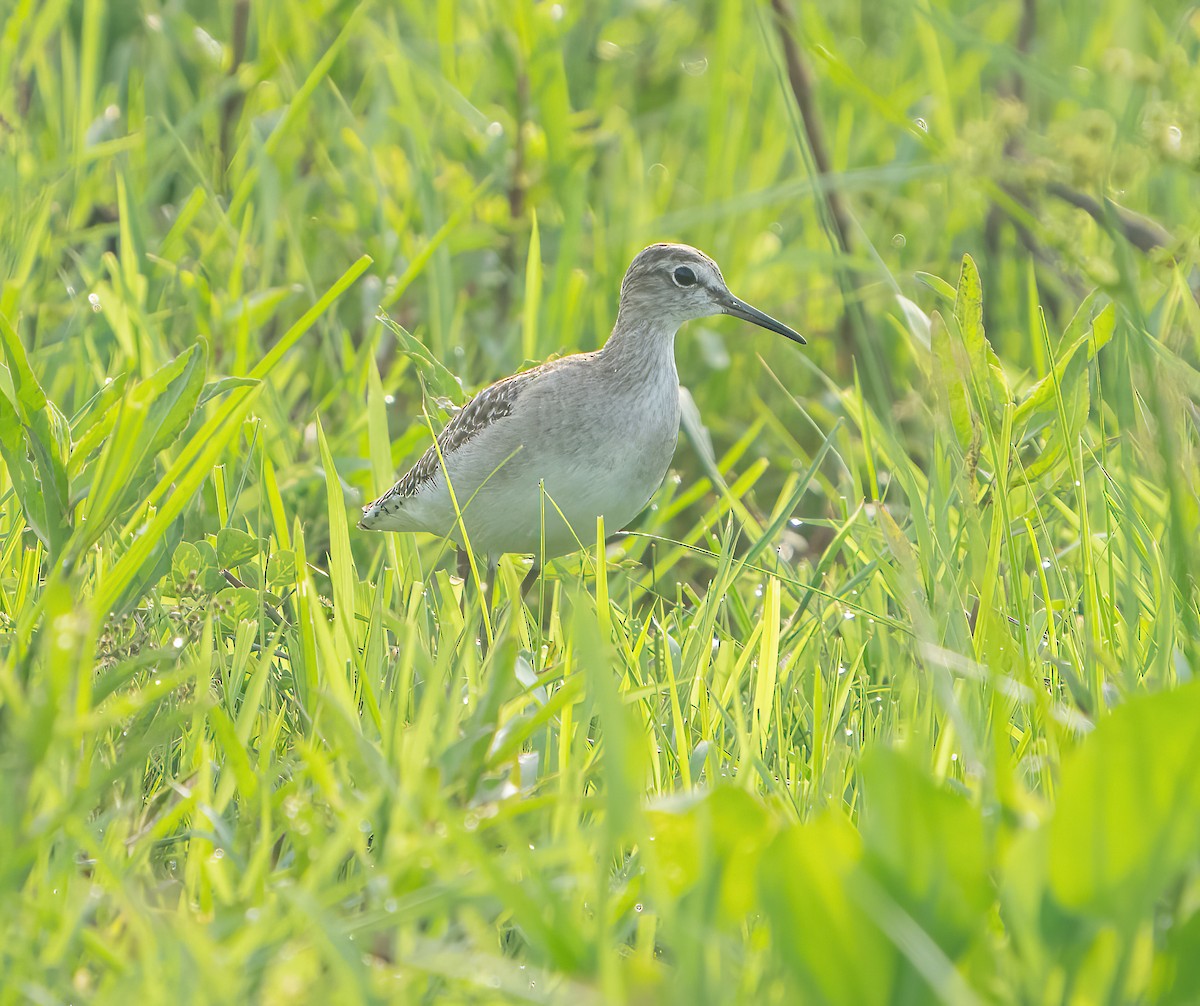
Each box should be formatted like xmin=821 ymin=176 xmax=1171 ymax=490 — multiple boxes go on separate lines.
xmin=599 ymin=317 xmax=681 ymax=387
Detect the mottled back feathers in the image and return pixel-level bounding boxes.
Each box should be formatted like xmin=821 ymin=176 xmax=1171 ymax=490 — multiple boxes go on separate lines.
xmin=377 ymin=371 xmax=530 ymax=505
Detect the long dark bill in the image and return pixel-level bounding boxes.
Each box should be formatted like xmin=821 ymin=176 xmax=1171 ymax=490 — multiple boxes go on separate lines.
xmin=723 ymin=295 xmax=806 ymax=346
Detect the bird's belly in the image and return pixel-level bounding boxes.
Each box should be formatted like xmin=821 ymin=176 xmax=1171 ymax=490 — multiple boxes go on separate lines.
xmin=435 ymin=417 xmax=676 ymax=558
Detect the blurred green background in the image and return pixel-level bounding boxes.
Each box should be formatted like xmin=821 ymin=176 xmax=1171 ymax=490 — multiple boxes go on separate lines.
xmin=1 ymin=0 xmax=1199 ymax=1002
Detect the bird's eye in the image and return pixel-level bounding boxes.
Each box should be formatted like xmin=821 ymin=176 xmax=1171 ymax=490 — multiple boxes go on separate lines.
xmin=672 ymin=265 xmax=697 ymax=287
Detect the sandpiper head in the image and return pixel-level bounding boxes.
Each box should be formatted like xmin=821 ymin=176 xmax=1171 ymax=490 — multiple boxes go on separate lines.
xmin=618 ymin=243 xmax=805 ymax=345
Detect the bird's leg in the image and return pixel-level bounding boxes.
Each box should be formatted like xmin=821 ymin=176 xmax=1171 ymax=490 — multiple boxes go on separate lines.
xmin=520 ymin=562 xmax=542 ymax=599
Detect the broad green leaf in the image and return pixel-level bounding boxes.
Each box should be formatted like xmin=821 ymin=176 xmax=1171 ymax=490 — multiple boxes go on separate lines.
xmin=1014 ymin=302 xmax=1114 ymax=430
xmin=1049 ymin=683 xmax=1200 ymax=921
xmin=266 ymin=550 xmax=296 ymax=586
xmin=1090 ymin=299 xmax=1116 ymax=352
xmin=996 ymin=825 xmax=1054 ymax=964
xmin=22 ymin=398 xmax=72 ymax=553
xmin=377 ymin=315 xmax=465 ymax=404
xmin=69 ymin=372 xmax=128 ymax=438
xmin=646 ymin=786 xmax=775 ymax=922
xmin=216 ymin=527 xmax=261 ymax=568
xmin=215 ymin=585 xmax=260 ymax=628
xmin=171 ymin=541 xmax=201 ymax=590
xmin=1022 ymin=348 xmax=1089 ymax=481
xmin=69 ymin=380 xmax=130 ymax=480
xmin=952 ymin=253 xmax=1009 ymax=415
xmin=194 ymin=537 xmax=225 ymax=593
xmin=930 ymin=309 xmax=975 ymax=449
xmin=761 ymin=813 xmax=895 ymax=1006
xmin=861 ymin=749 xmax=990 ymax=958
xmin=916 ymin=271 xmax=957 ymax=303
xmin=238 ymin=560 xmax=263 ymax=589
xmin=1157 ymin=908 xmax=1200 ymax=1004
xmin=194 ymin=539 xmax=218 ymax=570
xmin=199 ymin=376 xmax=259 ymax=407
xmin=142 ymin=342 xmax=208 ymax=456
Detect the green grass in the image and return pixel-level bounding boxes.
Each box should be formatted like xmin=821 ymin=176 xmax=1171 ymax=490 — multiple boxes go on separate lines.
xmin=2 ymin=0 xmax=1200 ymax=1002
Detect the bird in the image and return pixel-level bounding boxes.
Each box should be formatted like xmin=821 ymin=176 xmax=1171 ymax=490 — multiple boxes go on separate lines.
xmin=358 ymin=242 xmax=804 ymax=595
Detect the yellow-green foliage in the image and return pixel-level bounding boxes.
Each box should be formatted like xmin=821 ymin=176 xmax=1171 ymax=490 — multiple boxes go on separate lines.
xmin=0 ymin=1 xmax=1198 ymax=1003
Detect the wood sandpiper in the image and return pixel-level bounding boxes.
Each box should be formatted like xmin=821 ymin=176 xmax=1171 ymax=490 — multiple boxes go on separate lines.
xmin=359 ymin=242 xmax=804 ymax=592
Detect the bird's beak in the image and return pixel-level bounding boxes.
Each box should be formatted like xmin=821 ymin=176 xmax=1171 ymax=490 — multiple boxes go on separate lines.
xmin=722 ymin=294 xmax=806 ymax=346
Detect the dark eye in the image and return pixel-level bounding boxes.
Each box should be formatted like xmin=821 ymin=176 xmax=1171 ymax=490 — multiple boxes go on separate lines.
xmin=672 ymin=265 xmax=697 ymax=287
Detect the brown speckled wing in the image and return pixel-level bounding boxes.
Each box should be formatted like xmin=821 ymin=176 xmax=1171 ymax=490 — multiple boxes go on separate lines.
xmin=382 ymin=371 xmax=531 ymax=501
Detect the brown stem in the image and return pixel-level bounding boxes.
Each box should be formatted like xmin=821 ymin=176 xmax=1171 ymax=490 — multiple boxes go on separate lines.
xmin=220 ymin=0 xmax=251 ymax=170
xmin=1013 ymin=0 xmax=1036 ymax=102
xmin=509 ymin=71 xmax=528 ymax=223
xmin=985 ymin=0 xmax=1036 ymax=252
xmin=769 ymin=0 xmax=853 ymax=256
xmin=496 ymin=67 xmax=528 ymax=327
xmin=1044 ymin=181 xmax=1174 ymax=254
xmin=768 ymin=0 xmax=887 ymax=394
xmin=221 ymin=568 xmax=284 ymax=625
